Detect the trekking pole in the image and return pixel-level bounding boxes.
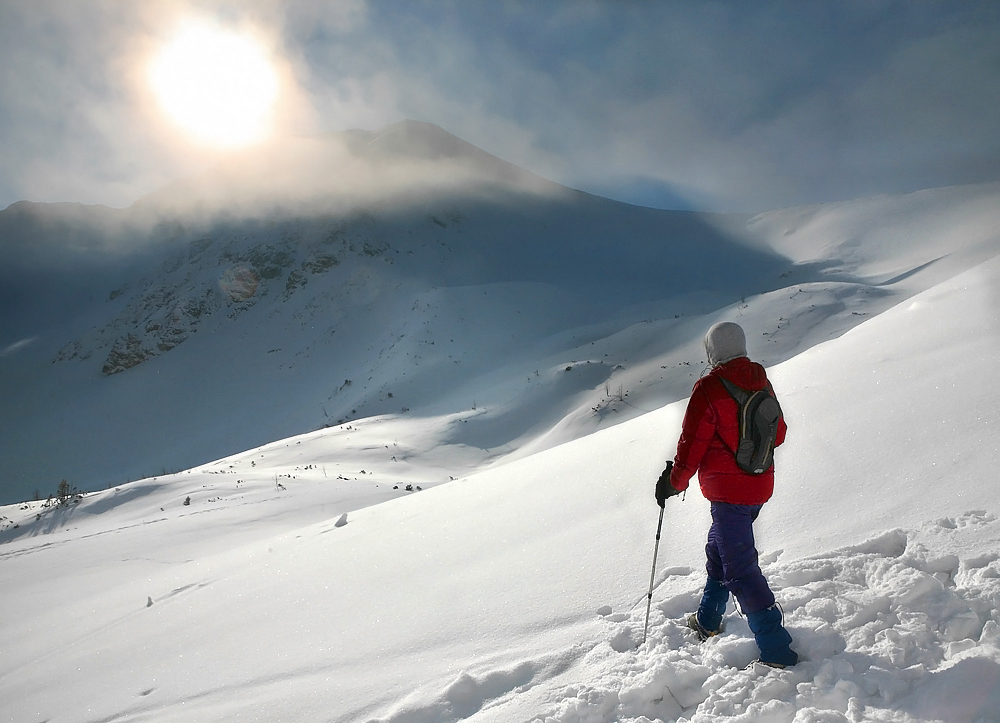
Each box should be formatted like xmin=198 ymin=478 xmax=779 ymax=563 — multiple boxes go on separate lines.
xmin=641 ymin=505 xmax=665 ymax=646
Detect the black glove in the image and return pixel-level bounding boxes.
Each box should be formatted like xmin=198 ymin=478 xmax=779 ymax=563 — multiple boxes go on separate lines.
xmin=655 ymin=461 xmax=680 ymax=507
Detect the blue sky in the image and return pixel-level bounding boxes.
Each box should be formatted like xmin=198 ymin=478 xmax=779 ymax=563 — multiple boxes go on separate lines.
xmin=1 ymin=0 xmax=998 ymax=213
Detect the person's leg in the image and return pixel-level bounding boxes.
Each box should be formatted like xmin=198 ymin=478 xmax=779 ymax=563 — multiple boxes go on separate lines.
xmin=747 ymin=604 xmax=798 ymax=667
xmin=695 ymin=514 xmax=730 ymax=633
xmin=712 ymin=502 xmax=797 ymax=666
xmin=711 ymin=502 xmax=774 ymax=613
xmin=693 ymin=578 xmax=729 ymax=635
xmin=705 ymin=517 xmax=724 ymax=581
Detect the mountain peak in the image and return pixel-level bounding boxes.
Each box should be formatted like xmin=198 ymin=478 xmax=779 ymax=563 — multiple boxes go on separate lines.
xmin=363 ymin=119 xmax=488 ymax=161
xmin=134 ymin=120 xmax=563 ymax=220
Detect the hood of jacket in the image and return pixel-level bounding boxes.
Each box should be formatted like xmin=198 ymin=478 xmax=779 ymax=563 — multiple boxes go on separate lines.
xmin=709 ymin=356 xmax=769 ymax=391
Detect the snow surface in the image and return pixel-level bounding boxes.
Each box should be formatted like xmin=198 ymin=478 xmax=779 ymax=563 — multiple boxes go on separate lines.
xmin=0 ymin=121 xmax=791 ymax=503
xmin=2 ymin=143 xmax=1000 ymax=719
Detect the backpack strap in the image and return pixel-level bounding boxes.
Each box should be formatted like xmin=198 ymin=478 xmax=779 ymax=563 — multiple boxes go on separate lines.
xmin=717 ymin=376 xmax=749 ymax=406
xmin=718 ymin=376 xmax=765 ymax=453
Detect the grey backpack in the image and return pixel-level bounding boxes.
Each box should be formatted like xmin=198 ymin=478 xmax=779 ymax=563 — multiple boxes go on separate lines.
xmin=718 ymin=377 xmax=782 ymax=474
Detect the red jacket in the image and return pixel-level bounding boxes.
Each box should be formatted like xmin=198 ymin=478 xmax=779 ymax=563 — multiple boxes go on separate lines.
xmin=670 ymin=357 xmax=786 ymax=505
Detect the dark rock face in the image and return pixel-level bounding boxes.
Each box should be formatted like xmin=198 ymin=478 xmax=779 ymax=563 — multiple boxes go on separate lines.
xmin=102 ymin=333 xmax=154 ymax=375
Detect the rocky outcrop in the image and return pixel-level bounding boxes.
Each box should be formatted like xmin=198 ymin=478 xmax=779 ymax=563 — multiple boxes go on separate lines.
xmin=55 ymin=215 xmax=393 ymax=376
xmin=102 ymin=334 xmax=155 ymax=375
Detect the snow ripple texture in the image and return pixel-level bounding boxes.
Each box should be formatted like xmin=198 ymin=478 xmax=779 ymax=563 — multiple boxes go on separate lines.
xmin=531 ymin=514 xmax=1000 ymax=723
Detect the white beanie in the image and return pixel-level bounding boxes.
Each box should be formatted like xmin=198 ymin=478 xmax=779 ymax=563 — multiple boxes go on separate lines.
xmin=704 ymin=321 xmax=747 ymax=366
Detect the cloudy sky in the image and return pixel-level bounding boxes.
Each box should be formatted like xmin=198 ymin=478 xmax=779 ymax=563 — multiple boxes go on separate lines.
xmin=1 ymin=0 xmax=999 ymax=214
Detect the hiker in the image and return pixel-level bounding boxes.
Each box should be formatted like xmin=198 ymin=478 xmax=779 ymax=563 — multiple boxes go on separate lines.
xmin=655 ymin=321 xmax=798 ymax=668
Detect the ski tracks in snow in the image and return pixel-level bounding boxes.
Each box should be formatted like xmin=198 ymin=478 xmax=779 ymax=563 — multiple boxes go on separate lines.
xmin=371 ymin=511 xmax=1000 ymax=723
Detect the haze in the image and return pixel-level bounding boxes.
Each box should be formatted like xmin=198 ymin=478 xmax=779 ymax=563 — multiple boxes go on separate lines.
xmin=1 ymin=1 xmax=999 ymax=214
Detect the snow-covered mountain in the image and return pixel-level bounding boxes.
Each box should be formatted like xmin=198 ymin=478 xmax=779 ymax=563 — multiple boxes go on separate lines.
xmin=0 ymin=121 xmax=793 ymax=504
xmin=5 ymin=122 xmax=999 ymax=508
xmin=2 ymin=122 xmax=1000 ymax=722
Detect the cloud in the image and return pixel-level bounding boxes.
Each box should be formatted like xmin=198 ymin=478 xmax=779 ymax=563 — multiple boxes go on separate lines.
xmin=0 ymin=337 xmax=37 ymax=357
xmin=1 ymin=1 xmax=999 ymax=213
xmin=0 ymin=0 xmax=317 ymax=209
xmin=278 ymin=0 xmax=1000 ymax=211
xmin=0 ymin=2 xmax=171 ymax=207
xmin=128 ymin=118 xmax=570 ymax=229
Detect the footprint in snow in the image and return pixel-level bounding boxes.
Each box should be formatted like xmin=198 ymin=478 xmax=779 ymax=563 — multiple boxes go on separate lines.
xmin=596 ymin=605 xmax=629 ymax=623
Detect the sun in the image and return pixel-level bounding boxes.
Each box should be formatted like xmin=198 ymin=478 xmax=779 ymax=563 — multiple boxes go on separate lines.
xmin=149 ymin=22 xmax=279 ymax=148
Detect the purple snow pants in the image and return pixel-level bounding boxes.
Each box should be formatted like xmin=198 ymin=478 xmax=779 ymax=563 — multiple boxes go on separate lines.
xmin=705 ymin=502 xmax=776 ymax=614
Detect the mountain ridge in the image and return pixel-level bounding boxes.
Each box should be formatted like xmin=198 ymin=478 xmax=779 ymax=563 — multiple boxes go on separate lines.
xmin=2 ymin=122 xmax=999 ymax=504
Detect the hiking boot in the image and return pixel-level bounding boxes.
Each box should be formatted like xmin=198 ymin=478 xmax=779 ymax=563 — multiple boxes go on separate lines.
xmin=746 ymin=604 xmax=798 ymax=667
xmin=686 ymin=613 xmax=723 ymax=641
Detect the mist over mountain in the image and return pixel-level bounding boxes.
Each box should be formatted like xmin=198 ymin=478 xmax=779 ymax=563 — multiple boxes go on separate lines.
xmin=2 ymin=121 xmax=998 ymax=506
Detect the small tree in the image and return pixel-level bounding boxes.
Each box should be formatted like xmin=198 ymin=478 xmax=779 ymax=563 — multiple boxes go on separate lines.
xmin=54 ymin=480 xmax=82 ymax=506
xmin=56 ymin=479 xmax=72 ymax=504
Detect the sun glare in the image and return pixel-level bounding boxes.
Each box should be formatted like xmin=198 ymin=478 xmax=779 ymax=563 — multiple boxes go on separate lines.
xmin=149 ymin=22 xmax=279 ymax=148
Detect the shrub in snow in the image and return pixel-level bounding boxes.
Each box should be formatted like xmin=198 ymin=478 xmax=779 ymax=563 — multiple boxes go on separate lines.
xmin=52 ymin=479 xmax=82 ymax=507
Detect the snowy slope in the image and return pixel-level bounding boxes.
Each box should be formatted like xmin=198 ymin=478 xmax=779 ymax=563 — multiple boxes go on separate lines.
xmin=2 ymin=200 xmax=1000 ymax=720
xmin=4 ymin=130 xmax=1000 ymax=507
xmin=2 ymin=120 xmax=794 ymax=504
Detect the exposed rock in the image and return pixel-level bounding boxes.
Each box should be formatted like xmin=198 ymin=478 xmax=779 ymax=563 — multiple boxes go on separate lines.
xmin=103 ymin=334 xmax=155 ymax=375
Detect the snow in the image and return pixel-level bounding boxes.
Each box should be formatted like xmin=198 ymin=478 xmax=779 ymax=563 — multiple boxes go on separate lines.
xmin=2 ymin=160 xmax=1000 ymax=719
xmin=0 ymin=174 xmax=786 ymax=502
xmin=4 ymin=130 xmax=999 ymax=506
xmin=539 ymin=519 xmax=1000 ymax=723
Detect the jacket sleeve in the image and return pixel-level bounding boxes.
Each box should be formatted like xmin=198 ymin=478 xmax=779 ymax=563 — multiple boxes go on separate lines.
xmin=670 ymin=381 xmax=717 ymax=492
